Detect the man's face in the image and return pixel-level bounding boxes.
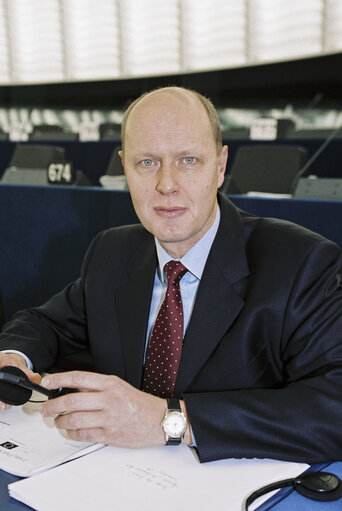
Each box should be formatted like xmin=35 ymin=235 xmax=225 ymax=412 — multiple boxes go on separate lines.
xmin=120 ymin=90 xmax=228 ymax=258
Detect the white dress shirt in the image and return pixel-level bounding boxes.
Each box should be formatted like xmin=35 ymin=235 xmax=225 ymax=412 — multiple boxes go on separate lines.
xmin=146 ymin=206 xmax=221 ymax=354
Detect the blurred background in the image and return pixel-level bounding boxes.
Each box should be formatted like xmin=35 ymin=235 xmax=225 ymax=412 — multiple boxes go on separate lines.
xmin=0 ymin=0 xmax=341 ymax=139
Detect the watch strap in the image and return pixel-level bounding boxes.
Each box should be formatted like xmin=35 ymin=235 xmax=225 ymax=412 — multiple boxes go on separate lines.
xmin=166 ymin=436 xmax=182 ymax=445
xmin=167 ymin=397 xmax=181 ymax=412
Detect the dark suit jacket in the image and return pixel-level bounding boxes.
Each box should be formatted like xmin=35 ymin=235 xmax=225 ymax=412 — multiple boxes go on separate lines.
xmin=2 ymin=193 xmax=342 ymax=463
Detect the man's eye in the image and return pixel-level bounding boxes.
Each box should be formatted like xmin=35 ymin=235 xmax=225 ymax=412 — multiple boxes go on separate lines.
xmin=183 ymin=157 xmax=196 ymax=165
xmin=141 ymin=159 xmax=154 ymax=167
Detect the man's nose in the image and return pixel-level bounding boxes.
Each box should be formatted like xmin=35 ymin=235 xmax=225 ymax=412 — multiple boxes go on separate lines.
xmin=155 ymin=163 xmax=178 ymax=194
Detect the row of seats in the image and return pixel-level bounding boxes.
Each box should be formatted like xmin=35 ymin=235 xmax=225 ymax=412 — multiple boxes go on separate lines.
xmin=2 ymin=140 xmax=342 ymax=199
xmin=221 ymin=145 xmax=308 ymax=195
xmin=0 ymin=123 xmax=122 ymax=142
xmin=1 ymin=120 xmax=342 ymax=144
xmin=1 ymin=144 xmax=126 ymax=189
xmin=0 ymin=143 xmax=309 ymax=196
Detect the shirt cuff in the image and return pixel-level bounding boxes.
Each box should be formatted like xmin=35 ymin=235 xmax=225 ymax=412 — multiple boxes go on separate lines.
xmin=190 ymin=426 xmax=197 ymax=447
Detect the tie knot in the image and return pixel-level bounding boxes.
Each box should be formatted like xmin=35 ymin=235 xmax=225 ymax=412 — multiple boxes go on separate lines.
xmin=164 ymin=261 xmax=187 ymax=286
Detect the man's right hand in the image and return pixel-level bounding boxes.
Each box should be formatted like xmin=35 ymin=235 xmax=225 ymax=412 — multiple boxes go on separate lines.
xmin=0 ymin=353 xmax=41 ymax=411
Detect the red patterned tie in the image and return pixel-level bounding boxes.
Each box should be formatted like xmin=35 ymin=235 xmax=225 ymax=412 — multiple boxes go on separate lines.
xmin=142 ymin=261 xmax=188 ymax=397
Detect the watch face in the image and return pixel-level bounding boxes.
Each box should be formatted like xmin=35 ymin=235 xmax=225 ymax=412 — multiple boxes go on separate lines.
xmin=163 ymin=411 xmax=187 ymax=437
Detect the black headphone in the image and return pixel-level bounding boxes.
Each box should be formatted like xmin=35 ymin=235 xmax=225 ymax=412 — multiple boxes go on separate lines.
xmin=0 ymin=366 xmax=77 ymax=405
xmin=245 ymin=470 xmax=342 ymax=509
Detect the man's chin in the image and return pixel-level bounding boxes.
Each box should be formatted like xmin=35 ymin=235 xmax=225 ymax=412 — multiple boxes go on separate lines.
xmin=155 ymin=229 xmax=201 ymax=257
xmin=157 ymin=236 xmax=187 ymax=246
xmin=154 ymin=226 xmax=190 ymax=245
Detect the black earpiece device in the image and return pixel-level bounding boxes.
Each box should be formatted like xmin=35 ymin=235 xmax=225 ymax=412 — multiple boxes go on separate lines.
xmin=0 ymin=366 xmax=78 ymax=406
xmin=294 ymin=471 xmax=342 ymax=501
xmin=245 ymin=470 xmax=342 ymax=509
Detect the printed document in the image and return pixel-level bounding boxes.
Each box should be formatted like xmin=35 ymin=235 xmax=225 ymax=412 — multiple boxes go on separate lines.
xmin=0 ymin=391 xmax=103 ymax=477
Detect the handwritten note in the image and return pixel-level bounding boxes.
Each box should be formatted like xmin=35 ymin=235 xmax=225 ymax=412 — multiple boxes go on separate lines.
xmin=126 ymin=463 xmax=178 ymax=490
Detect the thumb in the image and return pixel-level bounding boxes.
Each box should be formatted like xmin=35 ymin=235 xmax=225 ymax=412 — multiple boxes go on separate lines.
xmin=27 ymin=370 xmax=42 ymax=385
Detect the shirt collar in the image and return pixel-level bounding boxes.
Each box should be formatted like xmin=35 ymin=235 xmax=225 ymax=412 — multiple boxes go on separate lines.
xmin=155 ymin=205 xmax=221 ymax=282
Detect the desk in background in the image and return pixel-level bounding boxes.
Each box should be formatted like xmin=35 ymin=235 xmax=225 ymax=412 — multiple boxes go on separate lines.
xmin=0 ymin=137 xmax=341 ymax=186
xmin=0 ymin=140 xmax=119 ymax=187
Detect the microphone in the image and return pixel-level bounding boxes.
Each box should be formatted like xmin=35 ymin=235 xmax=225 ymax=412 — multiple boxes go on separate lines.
xmin=291 ymin=125 xmax=342 ymax=193
xmin=0 ymin=366 xmax=78 ymax=406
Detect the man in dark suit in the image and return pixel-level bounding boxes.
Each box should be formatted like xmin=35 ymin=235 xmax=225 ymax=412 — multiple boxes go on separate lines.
xmin=1 ymin=86 xmax=342 ymax=463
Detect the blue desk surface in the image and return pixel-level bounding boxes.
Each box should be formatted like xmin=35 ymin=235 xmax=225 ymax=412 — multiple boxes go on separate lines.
xmin=257 ymin=462 xmax=342 ymax=510
xmin=0 ymin=471 xmax=33 ymax=510
xmin=1 ymin=461 xmax=342 ymax=510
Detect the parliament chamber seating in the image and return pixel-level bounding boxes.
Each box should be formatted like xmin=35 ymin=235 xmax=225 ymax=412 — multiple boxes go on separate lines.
xmin=1 ymin=144 xmax=67 ymax=185
xmin=221 ymin=145 xmax=308 ymax=195
xmin=99 ymin=122 xmax=122 ymax=140
xmin=30 ymin=124 xmax=78 ymax=141
xmin=0 ymin=136 xmax=341 ymax=186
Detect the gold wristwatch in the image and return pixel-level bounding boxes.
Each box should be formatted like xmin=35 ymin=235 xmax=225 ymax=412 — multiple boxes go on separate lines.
xmin=161 ymin=397 xmax=187 ymax=445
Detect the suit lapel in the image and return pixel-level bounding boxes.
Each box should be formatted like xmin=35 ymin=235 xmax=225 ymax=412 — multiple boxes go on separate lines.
xmin=114 ymin=195 xmax=251 ymax=392
xmin=115 ymin=235 xmax=157 ymax=388
xmin=175 ymin=195 xmax=250 ymax=394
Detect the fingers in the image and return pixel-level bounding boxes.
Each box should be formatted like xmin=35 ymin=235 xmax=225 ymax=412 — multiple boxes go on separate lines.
xmin=54 ymin=410 xmax=105 ymax=431
xmin=40 ymin=373 xmax=118 ymax=444
xmin=0 ymin=354 xmax=26 ymax=375
xmin=67 ymin=427 xmax=104 ymax=443
xmin=27 ymin=371 xmax=41 ymax=384
xmin=41 ymin=371 xmax=115 ymax=392
xmin=0 ymin=352 xmax=41 ymax=385
xmin=40 ymin=371 xmax=125 ymax=418
xmin=0 ymin=352 xmax=27 ymax=368
xmin=41 ymin=389 xmax=104 ymax=417
xmin=0 ymin=353 xmax=41 ymax=412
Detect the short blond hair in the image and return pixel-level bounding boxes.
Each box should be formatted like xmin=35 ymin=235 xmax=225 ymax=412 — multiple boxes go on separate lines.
xmin=120 ymin=86 xmax=222 ymax=155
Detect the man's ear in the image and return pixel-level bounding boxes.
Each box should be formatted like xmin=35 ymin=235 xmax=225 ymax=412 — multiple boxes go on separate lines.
xmin=118 ymin=149 xmax=124 ymax=165
xmin=217 ymin=145 xmax=228 ymax=188
xmin=118 ymin=150 xmax=126 ymax=175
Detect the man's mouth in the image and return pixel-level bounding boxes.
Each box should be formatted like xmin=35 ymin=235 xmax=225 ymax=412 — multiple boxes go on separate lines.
xmin=154 ymin=207 xmax=187 ymax=218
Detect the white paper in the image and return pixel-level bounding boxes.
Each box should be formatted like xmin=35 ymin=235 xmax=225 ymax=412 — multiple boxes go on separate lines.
xmin=0 ymin=391 xmax=103 ymax=477
xmin=8 ymin=444 xmax=308 ymax=511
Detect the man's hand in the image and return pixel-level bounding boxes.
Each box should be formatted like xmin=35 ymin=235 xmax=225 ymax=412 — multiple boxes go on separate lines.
xmin=40 ymin=371 xmax=191 ymax=448
xmin=0 ymin=352 xmax=41 ymax=411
